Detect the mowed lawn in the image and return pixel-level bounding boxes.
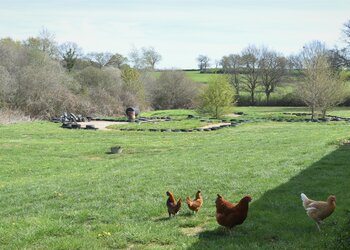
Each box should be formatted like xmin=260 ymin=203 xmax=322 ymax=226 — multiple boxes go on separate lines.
xmin=1 ymin=108 xmax=350 ymax=249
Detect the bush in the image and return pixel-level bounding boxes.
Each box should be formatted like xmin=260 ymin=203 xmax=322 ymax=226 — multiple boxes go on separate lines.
xmin=198 ymin=75 xmax=234 ymax=118
xmin=340 ymin=70 xmax=350 ymax=82
xmin=148 ymin=71 xmax=199 ymax=110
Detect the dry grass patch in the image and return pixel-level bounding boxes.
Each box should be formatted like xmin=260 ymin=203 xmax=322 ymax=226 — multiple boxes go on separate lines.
xmin=0 ymin=109 xmax=31 ymax=124
xmin=181 ymin=226 xmax=205 ymax=237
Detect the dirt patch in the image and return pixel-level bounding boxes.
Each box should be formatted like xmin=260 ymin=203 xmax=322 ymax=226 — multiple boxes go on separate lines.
xmin=201 ymin=122 xmax=231 ymax=129
xmin=81 ymin=156 xmax=103 ymax=161
xmin=181 ymin=226 xmax=205 ymax=236
xmin=224 ymin=113 xmax=241 ymax=118
xmin=77 ymin=120 xmax=232 ymax=131
xmin=77 ymin=121 xmax=128 ymax=130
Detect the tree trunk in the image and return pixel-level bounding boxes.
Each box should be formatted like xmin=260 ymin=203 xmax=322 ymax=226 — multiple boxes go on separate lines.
xmin=250 ymin=91 xmax=255 ymax=105
xmin=311 ymin=106 xmax=314 ymax=120
xmin=266 ymin=92 xmax=270 ymax=105
xmin=234 ymin=75 xmax=239 ymax=96
xmin=321 ymin=109 xmax=327 ymax=118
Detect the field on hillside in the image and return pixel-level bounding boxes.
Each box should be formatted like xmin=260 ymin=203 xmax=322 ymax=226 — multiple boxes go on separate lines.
xmin=1 ymin=107 xmax=350 ymax=249
xmin=152 ymin=70 xmax=211 ymax=84
xmin=153 ymin=70 xmax=350 ymax=106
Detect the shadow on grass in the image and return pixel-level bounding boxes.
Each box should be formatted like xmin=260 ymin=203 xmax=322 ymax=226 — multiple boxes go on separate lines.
xmin=180 ymin=211 xmax=197 ymax=217
xmin=153 ymin=212 xmax=195 ymax=222
xmin=189 ymin=145 xmax=350 ymax=249
xmin=153 ymin=217 xmax=171 ymax=222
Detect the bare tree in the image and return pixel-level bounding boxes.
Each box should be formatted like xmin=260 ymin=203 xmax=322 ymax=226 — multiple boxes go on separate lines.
xmin=38 ymin=28 xmax=58 ymax=58
xmin=301 ymin=41 xmax=327 ymax=66
xmin=241 ymin=46 xmax=260 ymax=105
xmin=128 ymin=46 xmax=143 ymax=69
xmin=343 ymin=20 xmax=350 ymax=46
xmin=328 ymin=20 xmax=350 ymax=68
xmin=128 ymin=46 xmax=161 ymax=69
xmin=0 ymin=66 xmax=15 ymax=107
xmin=86 ymin=52 xmax=113 ymax=69
xmin=287 ymin=54 xmax=303 ymax=71
xmin=23 ymin=28 xmax=58 ymax=58
xmin=220 ymin=54 xmax=241 ymax=96
xmin=197 ymin=55 xmax=210 ymax=72
xmin=141 ymin=47 xmax=162 ymax=69
xmin=259 ymin=48 xmax=287 ymax=104
xmin=59 ymin=42 xmax=82 ymax=72
xmin=298 ymin=43 xmax=346 ymax=119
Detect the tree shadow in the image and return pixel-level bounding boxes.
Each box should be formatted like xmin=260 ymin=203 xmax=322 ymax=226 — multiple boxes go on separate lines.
xmin=188 ymin=145 xmax=350 ymax=249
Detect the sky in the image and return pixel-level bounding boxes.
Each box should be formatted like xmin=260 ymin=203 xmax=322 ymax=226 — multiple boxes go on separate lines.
xmin=0 ymin=0 xmax=349 ymax=69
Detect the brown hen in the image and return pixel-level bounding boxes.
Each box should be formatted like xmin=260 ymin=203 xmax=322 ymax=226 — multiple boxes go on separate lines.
xmin=215 ymin=194 xmax=252 ymax=230
xmin=186 ymin=190 xmax=203 ymax=213
xmin=166 ymin=191 xmax=182 ymax=217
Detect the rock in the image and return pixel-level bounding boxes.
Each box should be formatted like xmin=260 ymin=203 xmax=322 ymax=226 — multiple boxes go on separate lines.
xmin=86 ymin=125 xmax=97 ymax=130
xmin=110 ymin=146 xmax=122 ymax=154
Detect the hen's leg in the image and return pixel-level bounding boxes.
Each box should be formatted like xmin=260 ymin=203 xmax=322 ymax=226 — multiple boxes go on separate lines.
xmin=316 ymin=222 xmax=321 ymax=231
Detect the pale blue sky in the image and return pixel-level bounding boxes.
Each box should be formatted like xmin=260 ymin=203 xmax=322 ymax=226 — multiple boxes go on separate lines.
xmin=0 ymin=0 xmax=349 ymax=68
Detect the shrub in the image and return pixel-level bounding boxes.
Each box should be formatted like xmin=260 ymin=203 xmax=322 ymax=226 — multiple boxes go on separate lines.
xmin=198 ymin=75 xmax=234 ymax=118
xmin=148 ymin=71 xmax=199 ymax=110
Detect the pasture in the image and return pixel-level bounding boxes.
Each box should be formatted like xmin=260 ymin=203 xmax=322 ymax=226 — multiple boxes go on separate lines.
xmin=1 ymin=107 xmax=350 ymax=249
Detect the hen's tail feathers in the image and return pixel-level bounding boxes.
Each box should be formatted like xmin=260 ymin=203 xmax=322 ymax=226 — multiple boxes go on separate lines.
xmin=186 ymin=197 xmax=192 ymax=205
xmin=301 ymin=193 xmax=308 ymax=202
xmin=301 ymin=193 xmax=310 ymax=209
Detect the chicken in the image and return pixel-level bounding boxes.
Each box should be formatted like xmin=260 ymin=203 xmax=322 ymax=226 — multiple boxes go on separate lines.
xmin=300 ymin=193 xmax=336 ymax=231
xmin=186 ymin=190 xmax=203 ymax=213
xmin=166 ymin=191 xmax=182 ymax=217
xmin=215 ymin=194 xmax=252 ymax=230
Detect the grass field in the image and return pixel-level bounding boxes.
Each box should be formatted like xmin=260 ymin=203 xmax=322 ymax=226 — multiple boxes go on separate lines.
xmin=183 ymin=71 xmax=211 ymax=84
xmin=1 ymin=107 xmax=350 ymax=249
xmin=152 ymin=71 xmax=211 ymax=84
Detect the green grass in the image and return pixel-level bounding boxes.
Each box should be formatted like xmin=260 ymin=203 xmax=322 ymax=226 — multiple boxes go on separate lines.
xmin=1 ymin=107 xmax=350 ymax=249
xmin=153 ymin=70 xmax=211 ymax=84
xmin=139 ymin=109 xmax=198 ymax=118
xmin=184 ymin=71 xmax=211 ymax=84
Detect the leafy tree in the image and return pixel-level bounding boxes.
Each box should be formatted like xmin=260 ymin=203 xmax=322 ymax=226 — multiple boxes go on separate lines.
xmin=120 ymin=66 xmax=146 ymax=108
xmin=107 ymin=53 xmax=128 ymax=68
xmin=198 ymin=75 xmax=234 ymax=118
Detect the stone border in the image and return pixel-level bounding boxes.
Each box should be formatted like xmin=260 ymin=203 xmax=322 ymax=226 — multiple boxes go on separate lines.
xmin=60 ymin=113 xmax=350 ymax=132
